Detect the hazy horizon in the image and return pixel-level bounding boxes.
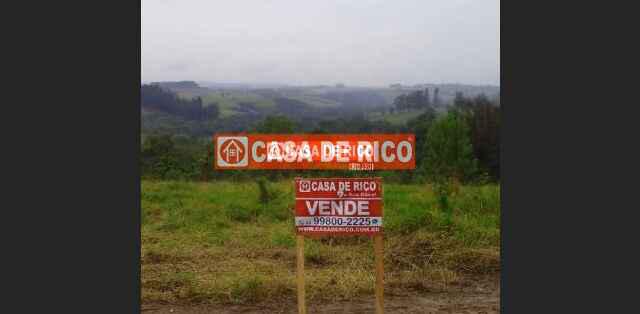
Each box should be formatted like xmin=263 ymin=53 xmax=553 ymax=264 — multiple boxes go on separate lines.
xmin=142 ymin=0 xmax=500 ymax=87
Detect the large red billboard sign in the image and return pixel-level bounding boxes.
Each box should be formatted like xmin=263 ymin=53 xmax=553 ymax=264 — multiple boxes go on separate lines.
xmin=295 ymin=178 xmax=382 ymax=236
xmin=214 ymin=134 xmax=415 ymax=170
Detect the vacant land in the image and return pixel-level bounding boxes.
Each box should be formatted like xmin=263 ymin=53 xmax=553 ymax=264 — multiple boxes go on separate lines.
xmin=141 ymin=180 xmax=500 ymax=311
xmin=143 ymin=284 xmax=500 ymax=313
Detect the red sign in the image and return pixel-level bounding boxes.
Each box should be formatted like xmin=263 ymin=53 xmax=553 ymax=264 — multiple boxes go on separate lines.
xmin=295 ymin=178 xmax=383 ymax=236
xmin=214 ymin=134 xmax=415 ymax=170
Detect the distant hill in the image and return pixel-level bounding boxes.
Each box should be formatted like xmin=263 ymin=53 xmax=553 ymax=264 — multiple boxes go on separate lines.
xmin=151 ymin=81 xmax=200 ymax=89
xmin=151 ymin=81 xmax=214 ymax=98
xmin=389 ymin=83 xmax=500 ymax=104
xmin=197 ymin=81 xmax=289 ymax=90
xmin=141 ymin=81 xmax=500 ymax=137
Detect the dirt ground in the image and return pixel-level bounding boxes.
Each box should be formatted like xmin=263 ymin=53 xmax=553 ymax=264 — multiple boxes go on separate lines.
xmin=142 ymin=275 xmax=499 ymax=314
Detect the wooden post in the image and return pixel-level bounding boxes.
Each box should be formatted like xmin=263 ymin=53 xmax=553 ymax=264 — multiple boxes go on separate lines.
xmin=297 ymin=235 xmax=306 ymax=314
xmin=374 ymin=234 xmax=384 ymax=314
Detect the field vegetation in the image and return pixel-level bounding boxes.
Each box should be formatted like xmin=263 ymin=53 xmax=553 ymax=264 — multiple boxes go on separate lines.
xmin=140 ymin=81 xmax=501 ymax=307
xmin=141 ymin=180 xmax=499 ymax=305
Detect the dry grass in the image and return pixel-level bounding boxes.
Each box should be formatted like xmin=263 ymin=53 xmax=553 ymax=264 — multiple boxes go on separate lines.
xmin=141 ymin=180 xmax=500 ymax=305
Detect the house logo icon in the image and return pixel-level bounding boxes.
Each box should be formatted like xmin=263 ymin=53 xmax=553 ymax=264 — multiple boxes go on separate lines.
xmin=216 ymin=136 xmax=248 ymax=167
xmin=299 ymin=180 xmax=311 ymax=192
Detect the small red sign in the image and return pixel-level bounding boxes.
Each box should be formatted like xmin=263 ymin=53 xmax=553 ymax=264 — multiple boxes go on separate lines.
xmin=295 ymin=177 xmax=383 ymax=236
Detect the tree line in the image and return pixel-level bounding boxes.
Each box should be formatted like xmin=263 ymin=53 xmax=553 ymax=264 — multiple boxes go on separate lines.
xmin=141 ymin=91 xmax=500 ymax=183
xmin=392 ymin=88 xmax=441 ymax=113
xmin=141 ymin=84 xmax=220 ymax=121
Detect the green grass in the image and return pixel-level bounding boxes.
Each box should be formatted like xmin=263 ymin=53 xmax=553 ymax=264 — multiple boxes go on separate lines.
xmin=368 ymin=109 xmax=428 ymax=125
xmin=177 ymin=89 xmax=355 ymax=119
xmin=177 ymin=91 xmax=276 ymax=118
xmin=286 ymin=95 xmax=341 ymax=108
xmin=142 ymin=180 xmax=500 ymax=305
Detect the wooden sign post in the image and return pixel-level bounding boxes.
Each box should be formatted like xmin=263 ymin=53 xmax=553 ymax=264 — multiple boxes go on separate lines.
xmin=374 ymin=234 xmax=384 ymax=314
xmin=295 ymin=177 xmax=384 ymax=314
xmin=296 ymin=235 xmax=307 ymax=314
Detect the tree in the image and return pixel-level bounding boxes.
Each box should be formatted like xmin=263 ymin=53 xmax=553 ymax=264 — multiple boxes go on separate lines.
xmin=140 ymin=134 xmax=205 ymax=180
xmin=407 ymin=108 xmax=437 ymax=178
xmin=453 ymin=92 xmax=467 ymax=109
xmin=469 ymin=95 xmax=500 ymax=180
xmin=141 ymin=134 xmax=174 ymax=158
xmin=406 ymin=90 xmax=421 ymax=110
xmin=393 ymin=94 xmax=407 ymax=112
xmin=450 ymin=92 xmax=500 ymax=180
xmin=433 ymin=87 xmax=440 ymax=107
xmin=423 ymin=110 xmax=478 ymax=226
xmin=141 ymin=84 xmax=212 ymax=121
xmin=204 ymin=103 xmax=220 ymax=120
xmin=255 ymin=115 xmax=297 ymax=133
xmin=424 ymin=88 xmax=431 ymax=108
xmin=424 ymin=110 xmax=478 ymax=183
xmin=141 ymin=134 xmax=179 ymax=179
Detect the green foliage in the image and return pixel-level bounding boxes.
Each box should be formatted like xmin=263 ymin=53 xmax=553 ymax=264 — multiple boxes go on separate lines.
xmin=453 ymin=92 xmax=501 ymax=180
xmin=270 ymin=224 xmax=295 ymax=248
xmin=256 ymin=177 xmax=276 ymax=205
xmin=141 ymin=84 xmax=220 ymax=121
xmin=141 ymin=84 xmax=500 ymax=183
xmin=142 ymin=180 xmax=500 ymax=245
xmin=392 ymin=88 xmax=433 ymax=112
xmin=405 ymin=109 xmax=437 ymax=180
xmin=141 ymin=134 xmax=208 ymax=180
xmin=469 ymin=95 xmax=500 ymax=180
xmin=225 ymin=203 xmax=254 ymax=223
xmin=433 ymin=181 xmax=453 ymax=226
xmin=421 ymin=109 xmax=480 ymax=225
xmin=255 ymin=115 xmax=297 ymax=133
xmin=424 ymin=110 xmax=478 ymax=183
xmin=382 ymin=184 xmax=435 ymax=234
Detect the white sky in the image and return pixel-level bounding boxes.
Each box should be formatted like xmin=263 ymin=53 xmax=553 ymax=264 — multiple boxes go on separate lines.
xmin=142 ymin=0 xmax=500 ymax=87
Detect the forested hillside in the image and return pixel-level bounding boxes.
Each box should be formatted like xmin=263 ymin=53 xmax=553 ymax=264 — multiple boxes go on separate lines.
xmin=140 ymin=82 xmax=500 ymax=182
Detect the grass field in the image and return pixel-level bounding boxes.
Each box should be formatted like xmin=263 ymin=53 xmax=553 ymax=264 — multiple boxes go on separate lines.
xmin=368 ymin=110 xmax=428 ymax=125
xmin=285 ymin=95 xmax=341 ymax=108
xmin=178 ymin=91 xmax=277 ymax=118
xmin=141 ymin=180 xmax=500 ymax=305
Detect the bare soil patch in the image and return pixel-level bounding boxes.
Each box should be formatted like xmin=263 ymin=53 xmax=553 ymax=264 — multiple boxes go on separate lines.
xmin=143 ymin=275 xmax=499 ymax=314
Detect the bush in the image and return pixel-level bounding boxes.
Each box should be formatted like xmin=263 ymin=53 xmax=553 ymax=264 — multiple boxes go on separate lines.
xmin=257 ymin=177 xmax=276 ymax=205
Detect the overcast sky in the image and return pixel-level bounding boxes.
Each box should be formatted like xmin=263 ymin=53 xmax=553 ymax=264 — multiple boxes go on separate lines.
xmin=142 ymin=0 xmax=499 ymax=87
